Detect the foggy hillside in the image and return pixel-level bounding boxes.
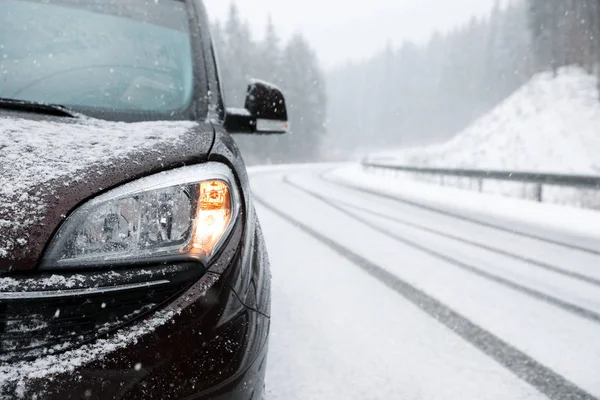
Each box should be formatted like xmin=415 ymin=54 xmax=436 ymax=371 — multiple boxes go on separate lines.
xmin=326 ymin=1 xmax=532 ymax=155
xmin=379 ymin=67 xmax=600 ymax=173
xmin=212 ymin=0 xmax=600 ymax=164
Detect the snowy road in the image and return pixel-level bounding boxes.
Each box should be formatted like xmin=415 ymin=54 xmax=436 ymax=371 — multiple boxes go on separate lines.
xmin=251 ymin=165 xmax=600 ymax=400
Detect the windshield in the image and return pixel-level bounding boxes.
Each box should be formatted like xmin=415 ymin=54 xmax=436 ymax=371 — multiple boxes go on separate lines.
xmin=0 ymin=0 xmax=195 ymax=120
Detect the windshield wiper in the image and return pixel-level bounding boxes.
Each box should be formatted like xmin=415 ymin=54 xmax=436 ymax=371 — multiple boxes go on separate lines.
xmin=0 ymin=98 xmax=76 ymax=118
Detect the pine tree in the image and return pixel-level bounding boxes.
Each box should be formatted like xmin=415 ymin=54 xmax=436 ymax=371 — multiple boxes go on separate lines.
xmin=527 ymin=0 xmax=560 ymax=73
xmin=527 ymin=0 xmax=600 ymax=75
xmin=257 ymin=16 xmax=283 ymax=86
xmin=281 ymin=33 xmax=327 ymax=161
xmin=223 ymin=3 xmax=255 ymax=107
xmin=211 ymin=20 xmax=227 ymax=84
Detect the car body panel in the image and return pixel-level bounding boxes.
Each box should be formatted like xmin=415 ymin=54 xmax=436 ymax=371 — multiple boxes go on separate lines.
xmin=0 ymin=109 xmax=214 ymax=271
xmin=0 ymin=0 xmax=274 ymax=397
xmin=0 ymin=158 xmax=271 ymax=398
xmin=208 ymin=126 xmax=271 ymax=318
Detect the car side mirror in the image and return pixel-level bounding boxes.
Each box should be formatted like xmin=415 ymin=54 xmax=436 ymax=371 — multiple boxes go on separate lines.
xmin=224 ymin=80 xmax=289 ymax=134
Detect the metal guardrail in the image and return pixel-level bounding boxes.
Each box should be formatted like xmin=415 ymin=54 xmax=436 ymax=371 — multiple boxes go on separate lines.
xmin=362 ymin=160 xmax=600 ymax=202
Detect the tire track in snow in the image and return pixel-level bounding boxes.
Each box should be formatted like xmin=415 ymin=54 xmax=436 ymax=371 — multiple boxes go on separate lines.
xmin=252 ymin=186 xmax=597 ymax=400
xmin=320 ymin=171 xmax=600 ymax=256
xmin=283 ymin=175 xmax=600 ymax=326
xmin=304 ymin=176 xmax=600 ymax=288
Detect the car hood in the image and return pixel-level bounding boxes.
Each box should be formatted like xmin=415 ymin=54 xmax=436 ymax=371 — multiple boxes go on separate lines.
xmin=0 ymin=111 xmax=214 ymax=271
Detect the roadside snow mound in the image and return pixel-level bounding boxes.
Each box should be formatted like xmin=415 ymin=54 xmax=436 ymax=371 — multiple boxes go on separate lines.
xmin=385 ymin=67 xmax=600 ymax=174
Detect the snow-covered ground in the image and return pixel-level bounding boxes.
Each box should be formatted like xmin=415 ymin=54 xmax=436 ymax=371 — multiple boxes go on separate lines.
xmin=330 ymin=164 xmax=600 ymax=245
xmin=251 ymin=164 xmax=600 ymax=400
xmin=377 ymin=67 xmax=600 ymax=173
xmin=370 ymin=67 xmax=600 ymax=208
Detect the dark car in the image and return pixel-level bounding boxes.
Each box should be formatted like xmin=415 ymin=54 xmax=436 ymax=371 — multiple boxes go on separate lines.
xmin=0 ymin=0 xmax=288 ymax=398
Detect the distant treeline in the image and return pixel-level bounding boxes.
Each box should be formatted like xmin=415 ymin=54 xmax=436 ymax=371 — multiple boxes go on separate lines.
xmin=527 ymin=0 xmax=600 ymax=74
xmin=213 ymin=2 xmax=600 ymax=163
xmin=327 ymin=1 xmax=600 ymax=156
xmin=211 ymin=5 xmax=327 ymax=164
xmin=327 ymin=1 xmax=534 ymax=154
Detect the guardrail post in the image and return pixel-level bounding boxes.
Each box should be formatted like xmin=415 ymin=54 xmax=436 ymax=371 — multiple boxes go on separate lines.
xmin=535 ymin=183 xmax=543 ymax=202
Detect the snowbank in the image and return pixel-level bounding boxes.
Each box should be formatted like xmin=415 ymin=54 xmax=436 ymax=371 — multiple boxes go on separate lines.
xmin=380 ymin=67 xmax=600 ymax=173
xmin=329 ymin=164 xmax=600 ymax=245
xmin=371 ymin=67 xmax=600 ymax=207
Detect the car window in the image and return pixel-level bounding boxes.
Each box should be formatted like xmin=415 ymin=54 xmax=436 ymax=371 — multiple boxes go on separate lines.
xmin=0 ymin=0 xmax=195 ymax=120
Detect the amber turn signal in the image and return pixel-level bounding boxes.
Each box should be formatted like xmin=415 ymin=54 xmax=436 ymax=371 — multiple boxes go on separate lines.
xmin=190 ymin=180 xmax=232 ymax=257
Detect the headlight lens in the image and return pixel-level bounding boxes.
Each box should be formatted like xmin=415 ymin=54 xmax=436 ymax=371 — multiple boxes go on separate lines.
xmin=41 ymin=163 xmax=239 ymax=269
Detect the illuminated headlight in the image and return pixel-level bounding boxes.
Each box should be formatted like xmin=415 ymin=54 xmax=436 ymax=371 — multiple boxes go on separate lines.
xmin=41 ymin=163 xmax=240 ymax=269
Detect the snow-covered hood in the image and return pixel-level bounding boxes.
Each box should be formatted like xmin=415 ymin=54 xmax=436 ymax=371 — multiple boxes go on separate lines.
xmin=0 ymin=110 xmax=214 ymax=271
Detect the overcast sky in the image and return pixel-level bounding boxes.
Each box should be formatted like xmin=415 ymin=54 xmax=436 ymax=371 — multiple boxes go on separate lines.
xmin=203 ymin=0 xmax=498 ymax=69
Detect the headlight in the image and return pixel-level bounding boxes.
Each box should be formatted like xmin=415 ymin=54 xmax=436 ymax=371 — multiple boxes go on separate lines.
xmin=41 ymin=163 xmax=240 ymax=270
